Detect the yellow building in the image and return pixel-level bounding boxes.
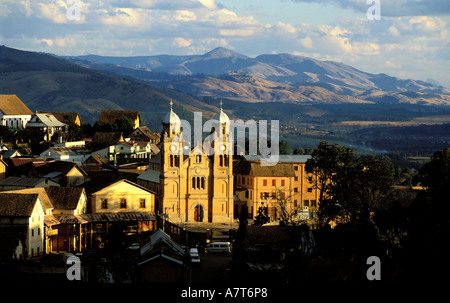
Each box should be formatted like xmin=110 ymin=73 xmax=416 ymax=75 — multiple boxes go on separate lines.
xmin=139 ymin=102 xmax=234 ymax=224
xmin=234 ymin=155 xmax=319 ymax=221
xmin=91 ymin=179 xmax=155 ymax=214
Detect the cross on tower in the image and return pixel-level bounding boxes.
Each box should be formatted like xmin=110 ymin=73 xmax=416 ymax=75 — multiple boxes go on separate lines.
xmin=169 ymin=99 xmax=173 ymax=110
xmin=219 ymin=99 xmax=223 ymax=110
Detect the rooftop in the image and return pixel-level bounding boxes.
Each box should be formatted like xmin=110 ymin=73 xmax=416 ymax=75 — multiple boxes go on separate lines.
xmin=0 ymin=95 xmax=33 ymax=116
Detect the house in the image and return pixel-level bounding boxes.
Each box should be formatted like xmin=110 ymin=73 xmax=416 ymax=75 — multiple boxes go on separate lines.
xmin=234 ymin=159 xmax=296 ymax=221
xmin=39 ymin=146 xmax=91 ymax=165
xmin=90 ymin=179 xmax=155 ymax=214
xmin=45 ymin=187 xmax=87 ymax=215
xmin=83 ymin=154 xmax=107 ymax=171
xmin=0 ymin=95 xmax=33 ymax=129
xmin=89 ymin=132 xmax=124 ymax=158
xmin=45 ymin=112 xmax=81 ymax=127
xmin=234 ymin=155 xmax=320 ymax=222
xmin=0 ymin=176 xmax=59 ymax=190
xmin=26 ymin=113 xmax=67 ymax=142
xmin=45 ymin=187 xmax=89 ymax=252
xmin=0 ymin=149 xmax=22 ymax=160
xmin=138 ymin=229 xmax=188 ymax=283
xmin=130 ymin=126 xmax=161 ymax=144
xmin=2 ymin=188 xmax=55 ymax=255
xmin=28 ymin=160 xmax=88 ymax=187
xmin=6 ymin=157 xmax=45 ymax=177
xmin=0 ymin=193 xmax=46 ymax=258
xmin=98 ymin=110 xmax=141 ymax=129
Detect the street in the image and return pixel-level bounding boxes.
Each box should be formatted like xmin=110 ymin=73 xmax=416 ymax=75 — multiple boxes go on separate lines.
xmin=191 ymin=250 xmax=231 ymax=283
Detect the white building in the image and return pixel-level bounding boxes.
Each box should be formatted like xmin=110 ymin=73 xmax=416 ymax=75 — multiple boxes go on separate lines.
xmin=0 ymin=193 xmax=46 ymax=258
xmin=40 ymin=146 xmax=91 ymax=165
xmin=0 ymin=95 xmax=33 ymax=129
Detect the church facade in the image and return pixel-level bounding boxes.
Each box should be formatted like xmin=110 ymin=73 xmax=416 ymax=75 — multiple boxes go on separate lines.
xmin=140 ymin=102 xmax=234 ymax=225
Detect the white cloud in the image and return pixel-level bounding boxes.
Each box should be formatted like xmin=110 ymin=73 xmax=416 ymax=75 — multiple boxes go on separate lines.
xmin=172 ymin=37 xmax=192 ymax=47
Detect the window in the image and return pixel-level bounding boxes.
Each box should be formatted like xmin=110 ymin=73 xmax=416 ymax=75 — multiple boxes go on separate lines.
xmin=101 ymin=199 xmax=108 ymax=209
xmin=294 ymin=166 xmax=298 ymax=171
xmin=263 ymin=179 xmax=267 ymax=186
xmin=31 ymin=229 xmax=34 ymax=237
xmin=140 ymin=198 xmax=146 ymax=208
xmin=196 ymin=155 xmax=202 ymax=163
xmin=245 ymin=190 xmax=249 ymax=198
xmin=304 ymin=200 xmax=310 ymax=207
xmin=294 ymin=200 xmax=298 ymax=207
xmin=272 ymin=179 xmax=276 ymax=186
xmin=307 ymin=187 xmax=313 ymax=192
xmin=294 ymin=176 xmax=298 ymax=181
xmin=281 ymin=180 xmax=285 ymax=186
xmin=311 ymin=200 xmax=317 ymax=207
xmin=308 ymin=176 xmax=313 ymax=182
xmin=294 ymin=187 xmax=298 ymax=192
xmin=242 ymin=177 xmax=245 ymax=184
xmin=120 ymin=198 xmax=127 ymax=209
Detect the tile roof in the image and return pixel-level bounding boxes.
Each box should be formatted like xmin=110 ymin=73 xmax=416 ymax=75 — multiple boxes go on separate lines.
xmin=0 ymin=193 xmax=39 ymax=216
xmin=45 ymin=187 xmax=85 ymax=210
xmin=234 ymin=161 xmax=295 ymax=177
xmin=2 ymin=188 xmax=53 ymax=212
xmin=0 ymin=95 xmax=33 ymax=116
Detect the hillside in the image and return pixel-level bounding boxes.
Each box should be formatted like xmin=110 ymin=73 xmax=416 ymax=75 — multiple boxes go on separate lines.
xmin=0 ymin=46 xmax=220 ymax=129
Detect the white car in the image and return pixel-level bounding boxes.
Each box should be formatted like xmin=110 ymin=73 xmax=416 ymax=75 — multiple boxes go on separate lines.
xmin=205 ymin=242 xmax=231 ymax=254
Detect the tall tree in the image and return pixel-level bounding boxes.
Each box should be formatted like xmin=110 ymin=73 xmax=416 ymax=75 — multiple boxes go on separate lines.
xmin=305 ymin=141 xmax=355 ymax=228
xmin=306 ymin=141 xmax=396 ymax=228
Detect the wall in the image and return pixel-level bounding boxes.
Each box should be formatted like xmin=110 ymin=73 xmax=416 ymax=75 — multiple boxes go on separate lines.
xmin=92 ymin=181 xmax=154 ymax=213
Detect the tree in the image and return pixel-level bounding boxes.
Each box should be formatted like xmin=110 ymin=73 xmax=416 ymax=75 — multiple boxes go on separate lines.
xmin=306 ymin=141 xmax=396 ymax=228
xmin=305 ymin=141 xmax=355 ymax=228
xmin=418 ymin=148 xmax=450 ymax=224
xmin=279 ymin=139 xmax=292 ymax=155
xmin=272 ymin=189 xmax=301 ymax=225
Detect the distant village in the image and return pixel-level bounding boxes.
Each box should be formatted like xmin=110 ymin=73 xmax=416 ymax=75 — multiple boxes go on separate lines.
xmin=0 ymin=94 xmax=321 ymax=283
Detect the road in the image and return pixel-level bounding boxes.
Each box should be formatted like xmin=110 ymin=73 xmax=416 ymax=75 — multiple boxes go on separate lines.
xmin=191 ymin=250 xmax=231 ymax=283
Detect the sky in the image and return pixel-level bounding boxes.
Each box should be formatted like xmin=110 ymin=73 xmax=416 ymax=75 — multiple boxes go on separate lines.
xmin=1 ymin=0 xmax=450 ymax=87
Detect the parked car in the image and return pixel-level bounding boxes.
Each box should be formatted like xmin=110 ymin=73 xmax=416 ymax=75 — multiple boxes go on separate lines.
xmin=190 ymin=247 xmax=201 ymax=264
xmin=205 ymin=242 xmax=231 ymax=254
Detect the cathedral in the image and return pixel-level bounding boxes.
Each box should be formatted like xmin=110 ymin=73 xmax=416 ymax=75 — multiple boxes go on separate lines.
xmin=141 ymin=101 xmax=234 ymax=225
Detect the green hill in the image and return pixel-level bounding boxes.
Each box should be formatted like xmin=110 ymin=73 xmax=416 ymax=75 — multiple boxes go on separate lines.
xmin=0 ymin=45 xmax=218 ymax=130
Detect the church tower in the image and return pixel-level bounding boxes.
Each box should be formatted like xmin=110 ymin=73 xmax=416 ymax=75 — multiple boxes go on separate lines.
xmin=160 ymin=100 xmax=184 ymax=222
xmin=211 ymin=100 xmax=234 ymax=223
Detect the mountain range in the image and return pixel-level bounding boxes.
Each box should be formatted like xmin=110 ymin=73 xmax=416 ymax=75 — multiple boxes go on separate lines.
xmin=65 ymin=47 xmax=450 ymax=106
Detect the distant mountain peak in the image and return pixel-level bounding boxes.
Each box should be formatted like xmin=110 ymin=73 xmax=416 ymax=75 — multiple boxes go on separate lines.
xmin=203 ymin=47 xmax=247 ymax=59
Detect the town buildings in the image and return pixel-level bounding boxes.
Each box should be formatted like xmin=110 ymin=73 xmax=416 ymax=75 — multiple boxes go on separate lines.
xmin=0 ymin=95 xmax=320 ymax=269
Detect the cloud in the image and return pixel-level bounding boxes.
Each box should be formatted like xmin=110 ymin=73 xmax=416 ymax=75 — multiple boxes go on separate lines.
xmin=172 ymin=37 xmax=192 ymax=47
